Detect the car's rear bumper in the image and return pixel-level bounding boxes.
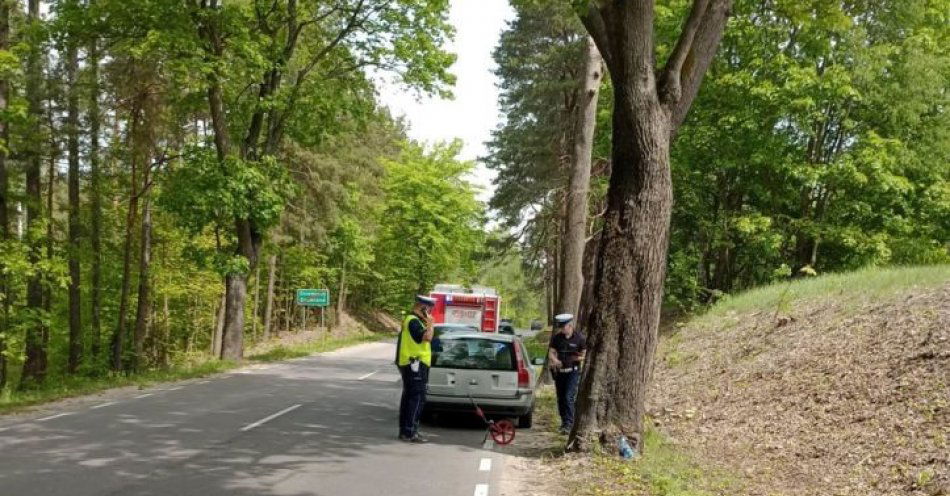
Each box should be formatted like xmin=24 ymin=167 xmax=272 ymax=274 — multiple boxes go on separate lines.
xmin=425 ymin=391 xmax=534 ymax=416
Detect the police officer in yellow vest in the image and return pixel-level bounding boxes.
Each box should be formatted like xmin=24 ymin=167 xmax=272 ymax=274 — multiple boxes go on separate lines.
xmin=396 ymin=295 xmax=436 ymax=443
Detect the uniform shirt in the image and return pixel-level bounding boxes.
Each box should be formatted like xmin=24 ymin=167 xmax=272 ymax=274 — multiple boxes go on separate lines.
xmin=550 ymin=331 xmax=587 ymax=368
xmin=407 ymin=314 xmax=426 ymax=344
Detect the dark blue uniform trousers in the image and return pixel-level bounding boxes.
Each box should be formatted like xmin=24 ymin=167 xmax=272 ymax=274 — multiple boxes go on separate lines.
xmin=398 ymin=363 xmax=429 ymax=438
xmin=554 ymin=369 xmax=580 ymax=429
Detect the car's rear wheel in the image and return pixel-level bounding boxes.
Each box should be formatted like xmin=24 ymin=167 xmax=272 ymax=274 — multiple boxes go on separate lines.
xmin=518 ymin=410 xmax=533 ymax=429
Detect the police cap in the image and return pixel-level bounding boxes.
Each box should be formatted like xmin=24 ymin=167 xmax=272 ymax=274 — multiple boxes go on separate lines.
xmin=415 ymin=295 xmax=436 ymax=307
xmin=554 ymin=313 xmax=574 ymax=326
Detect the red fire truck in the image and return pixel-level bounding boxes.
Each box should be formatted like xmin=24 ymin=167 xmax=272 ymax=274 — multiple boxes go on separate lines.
xmin=429 ymin=284 xmax=501 ymax=333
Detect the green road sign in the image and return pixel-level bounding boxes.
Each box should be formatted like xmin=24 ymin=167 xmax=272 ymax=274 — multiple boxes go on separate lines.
xmin=296 ymin=288 xmax=330 ymax=307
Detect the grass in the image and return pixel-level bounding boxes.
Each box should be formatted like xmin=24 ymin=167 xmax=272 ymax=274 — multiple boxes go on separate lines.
xmin=523 ymin=330 xmax=551 ymax=362
xmin=247 ymin=333 xmax=384 ymax=362
xmin=0 ymin=332 xmax=386 ymax=414
xmin=584 ymin=428 xmax=739 ymax=496
xmin=0 ymin=359 xmax=237 ymax=414
xmin=699 ymin=265 xmax=950 ymax=323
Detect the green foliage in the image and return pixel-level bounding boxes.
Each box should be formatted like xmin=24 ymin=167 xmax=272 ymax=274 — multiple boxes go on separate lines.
xmin=163 ymin=149 xmax=295 ymax=236
xmin=662 ymin=0 xmax=950 ymax=310
xmin=370 ymin=141 xmax=486 ymax=311
xmin=477 ymin=248 xmax=545 ymax=327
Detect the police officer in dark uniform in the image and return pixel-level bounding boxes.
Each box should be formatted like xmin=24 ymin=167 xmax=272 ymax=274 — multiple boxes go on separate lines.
xmin=395 ymin=295 xmax=436 ymax=443
xmin=548 ymin=313 xmax=586 ymax=434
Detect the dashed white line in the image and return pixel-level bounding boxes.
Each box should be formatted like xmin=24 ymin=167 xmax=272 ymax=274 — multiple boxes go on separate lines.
xmin=90 ymin=401 xmax=118 ymax=409
xmin=479 ymin=458 xmax=492 ymax=472
xmin=240 ymin=404 xmax=302 ymax=432
xmin=474 ymin=484 xmax=489 ymax=496
xmin=36 ymin=413 xmax=73 ymax=422
xmin=358 ymin=370 xmax=378 ymax=380
xmin=134 ymin=393 xmax=154 ymax=399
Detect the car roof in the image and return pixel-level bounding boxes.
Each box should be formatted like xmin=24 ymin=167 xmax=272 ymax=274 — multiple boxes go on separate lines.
xmin=437 ymin=331 xmax=518 ymax=343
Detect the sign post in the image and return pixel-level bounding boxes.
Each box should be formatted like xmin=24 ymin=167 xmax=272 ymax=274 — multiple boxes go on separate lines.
xmin=295 ymin=289 xmax=330 ymax=331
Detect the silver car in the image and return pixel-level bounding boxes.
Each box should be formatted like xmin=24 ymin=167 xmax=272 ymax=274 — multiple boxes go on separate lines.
xmin=427 ymin=331 xmax=542 ymax=428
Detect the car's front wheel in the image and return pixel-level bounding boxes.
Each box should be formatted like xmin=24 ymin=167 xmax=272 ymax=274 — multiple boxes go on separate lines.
xmin=518 ymin=410 xmax=533 ymax=429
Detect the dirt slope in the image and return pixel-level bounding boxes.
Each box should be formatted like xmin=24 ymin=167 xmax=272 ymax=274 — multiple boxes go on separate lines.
xmin=649 ymin=280 xmax=950 ymax=496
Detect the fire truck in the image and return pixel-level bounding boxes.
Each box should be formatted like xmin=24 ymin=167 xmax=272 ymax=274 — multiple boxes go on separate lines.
xmin=429 ymin=284 xmax=501 ymax=333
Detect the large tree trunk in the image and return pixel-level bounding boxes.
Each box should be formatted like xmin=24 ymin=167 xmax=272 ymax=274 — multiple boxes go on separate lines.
xmin=132 ymin=199 xmax=152 ymax=371
xmin=569 ymin=0 xmax=732 ymax=453
xmin=569 ymin=91 xmax=672 ymax=452
xmin=263 ymin=254 xmax=276 ymax=340
xmin=221 ymin=273 xmax=247 ymax=360
xmin=88 ymin=0 xmax=103 ymax=361
xmin=21 ymin=0 xmax=46 ymax=386
xmin=558 ymin=36 xmax=603 ymax=318
xmin=66 ymin=26 xmax=82 ymax=373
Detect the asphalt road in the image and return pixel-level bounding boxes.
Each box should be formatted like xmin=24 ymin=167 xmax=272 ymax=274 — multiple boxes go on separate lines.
xmin=0 ymin=342 xmax=509 ymax=496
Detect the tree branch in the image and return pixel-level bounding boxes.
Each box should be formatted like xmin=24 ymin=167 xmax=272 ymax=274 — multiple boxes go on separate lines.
xmin=669 ymin=0 xmax=733 ymax=131
xmin=659 ymin=0 xmax=710 ymax=105
xmin=577 ymin=2 xmax=613 ymax=69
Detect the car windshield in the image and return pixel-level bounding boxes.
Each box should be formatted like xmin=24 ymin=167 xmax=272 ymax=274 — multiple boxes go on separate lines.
xmin=432 ymin=337 xmax=517 ymax=371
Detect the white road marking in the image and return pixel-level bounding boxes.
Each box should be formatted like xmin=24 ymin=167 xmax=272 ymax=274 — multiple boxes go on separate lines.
xmin=90 ymin=401 xmax=117 ymax=410
xmin=479 ymin=457 xmax=492 ymax=472
xmin=358 ymin=370 xmax=378 ymax=380
xmin=36 ymin=413 xmax=73 ymax=422
xmin=164 ymin=386 xmax=183 ymax=391
xmin=474 ymin=484 xmax=489 ymax=496
xmin=197 ymin=380 xmax=210 ymax=385
xmin=134 ymin=393 xmax=153 ymax=399
xmin=240 ymin=404 xmax=302 ymax=432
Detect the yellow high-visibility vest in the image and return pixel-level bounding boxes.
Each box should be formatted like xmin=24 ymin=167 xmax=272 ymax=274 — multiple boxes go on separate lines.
xmin=397 ymin=314 xmax=431 ymax=367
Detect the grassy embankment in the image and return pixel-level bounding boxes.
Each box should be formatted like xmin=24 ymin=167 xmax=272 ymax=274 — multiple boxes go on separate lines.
xmin=0 ymin=332 xmax=384 ymax=414
xmin=529 ymin=265 xmax=950 ymax=496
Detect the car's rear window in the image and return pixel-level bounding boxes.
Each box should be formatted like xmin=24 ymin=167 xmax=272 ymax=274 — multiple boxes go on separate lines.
xmin=432 ymin=337 xmax=517 ymax=371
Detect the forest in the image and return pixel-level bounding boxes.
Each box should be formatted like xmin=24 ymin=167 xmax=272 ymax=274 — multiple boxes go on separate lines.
xmin=0 ymin=0 xmax=946 ymax=438
xmin=0 ymin=0 xmax=491 ymax=396
xmin=490 ymin=0 xmax=948 ymax=315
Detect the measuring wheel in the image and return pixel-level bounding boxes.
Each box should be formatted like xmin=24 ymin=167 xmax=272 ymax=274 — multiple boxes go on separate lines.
xmin=489 ymin=419 xmax=516 ymax=445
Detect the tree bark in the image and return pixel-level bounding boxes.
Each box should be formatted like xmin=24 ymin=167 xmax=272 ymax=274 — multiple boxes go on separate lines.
xmin=263 ymin=254 xmax=276 ymax=340
xmin=21 ymin=0 xmax=46 ymax=386
xmin=88 ymin=0 xmax=104 ymax=361
xmin=569 ymin=0 xmax=732 ymax=453
xmin=221 ymin=274 xmax=247 ymax=360
xmin=558 ymin=36 xmax=603 ymax=318
xmin=212 ymin=291 xmax=225 ymax=357
xmin=66 ymin=22 xmax=83 ymax=373
xmin=252 ymin=263 xmax=261 ymax=338
xmin=336 ymin=260 xmax=347 ymax=323
xmin=112 ymin=105 xmax=142 ymax=371
xmin=132 ymin=199 xmax=152 ymax=372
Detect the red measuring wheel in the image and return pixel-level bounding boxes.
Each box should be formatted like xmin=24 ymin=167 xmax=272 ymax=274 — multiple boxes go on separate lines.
xmin=489 ymin=419 xmax=516 ymax=445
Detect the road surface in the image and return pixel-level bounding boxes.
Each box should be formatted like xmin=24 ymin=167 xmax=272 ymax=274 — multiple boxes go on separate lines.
xmin=0 ymin=342 xmax=511 ymax=496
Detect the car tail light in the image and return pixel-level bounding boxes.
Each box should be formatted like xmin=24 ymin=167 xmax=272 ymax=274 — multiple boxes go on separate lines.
xmin=514 ymin=344 xmax=530 ymax=389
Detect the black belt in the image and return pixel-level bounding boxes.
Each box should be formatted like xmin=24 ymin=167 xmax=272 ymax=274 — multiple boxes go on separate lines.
xmin=556 ymin=366 xmax=579 ymax=373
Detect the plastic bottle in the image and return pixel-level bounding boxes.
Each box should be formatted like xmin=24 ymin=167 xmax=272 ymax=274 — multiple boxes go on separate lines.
xmin=618 ymin=435 xmax=636 ymax=460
